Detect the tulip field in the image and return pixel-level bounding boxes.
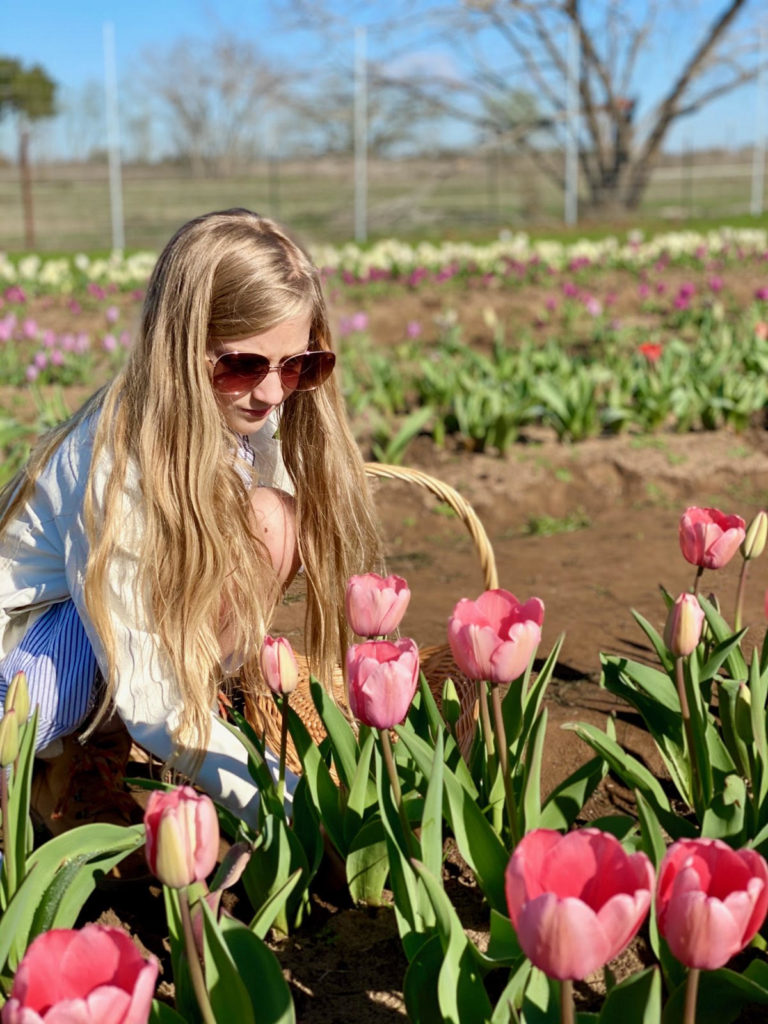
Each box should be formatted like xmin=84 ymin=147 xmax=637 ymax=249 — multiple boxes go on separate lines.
xmin=4 ymin=225 xmax=768 ymax=1022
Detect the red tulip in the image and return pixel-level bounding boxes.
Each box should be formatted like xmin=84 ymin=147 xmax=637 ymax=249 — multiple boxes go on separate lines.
xmin=345 ymin=573 xmax=411 ymax=638
xmin=1 ymin=924 xmax=158 ymax=1024
xmin=678 ymin=506 xmax=746 ymax=570
xmin=638 ymin=341 xmax=663 ymax=363
xmin=144 ymin=785 xmax=219 ymax=889
xmin=505 ymin=828 xmax=654 ymax=981
xmin=448 ymin=589 xmax=544 ymax=684
xmin=663 ymin=593 xmax=705 ymax=657
xmin=656 ymin=837 xmax=768 ymax=970
xmin=260 ymin=635 xmax=299 ymax=696
xmin=347 ymin=637 xmax=419 ymax=729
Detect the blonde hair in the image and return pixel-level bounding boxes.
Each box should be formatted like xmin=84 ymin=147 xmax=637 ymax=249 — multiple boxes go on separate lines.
xmin=1 ymin=209 xmax=381 ymax=759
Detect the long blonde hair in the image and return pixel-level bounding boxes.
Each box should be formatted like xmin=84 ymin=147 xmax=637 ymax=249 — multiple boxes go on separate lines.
xmin=1 ymin=209 xmax=381 ymax=755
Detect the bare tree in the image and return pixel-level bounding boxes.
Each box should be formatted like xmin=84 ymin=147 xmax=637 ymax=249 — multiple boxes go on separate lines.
xmin=137 ymin=34 xmax=288 ymax=174
xmin=283 ymin=0 xmax=764 ymax=211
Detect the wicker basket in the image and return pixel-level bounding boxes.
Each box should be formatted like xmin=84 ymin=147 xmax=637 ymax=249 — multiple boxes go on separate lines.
xmin=243 ymin=463 xmax=498 ymax=773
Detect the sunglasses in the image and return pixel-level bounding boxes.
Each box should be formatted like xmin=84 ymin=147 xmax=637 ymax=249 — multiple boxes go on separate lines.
xmin=208 ymin=348 xmax=336 ymax=395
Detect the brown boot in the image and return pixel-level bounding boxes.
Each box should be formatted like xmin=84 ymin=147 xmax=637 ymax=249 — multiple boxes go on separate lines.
xmin=31 ymin=722 xmax=145 ymax=838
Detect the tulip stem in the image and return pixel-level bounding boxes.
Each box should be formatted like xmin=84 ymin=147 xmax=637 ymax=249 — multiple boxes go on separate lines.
xmin=684 ymin=967 xmax=700 ymax=1024
xmin=560 ymin=978 xmax=575 ymax=1024
xmin=734 ymin=559 xmax=749 ymax=632
xmin=675 ymin=657 xmax=702 ymax=812
xmin=477 ymin=679 xmax=495 ymax=760
xmin=278 ymin=695 xmax=289 ymax=809
xmin=692 ymin=565 xmax=704 ymax=596
xmin=379 ymin=729 xmax=416 ymax=859
xmin=0 ymin=767 xmax=11 ymax=896
xmin=490 ymin=683 xmax=519 ymax=847
xmin=179 ymin=888 xmax=217 ymax=1024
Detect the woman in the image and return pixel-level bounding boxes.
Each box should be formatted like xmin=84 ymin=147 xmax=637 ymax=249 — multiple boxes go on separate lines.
xmin=0 ymin=208 xmax=381 ymax=829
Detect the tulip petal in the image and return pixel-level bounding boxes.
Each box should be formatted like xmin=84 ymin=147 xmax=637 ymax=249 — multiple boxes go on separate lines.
xmin=662 ymin=890 xmax=744 ymax=970
xmin=517 ymin=894 xmax=609 ymax=980
xmin=1 ymin=1000 xmax=45 ymax=1024
xmin=596 ymin=890 xmax=651 ymax=956
xmin=40 ymin=1000 xmax=93 ymax=1024
xmin=84 ymin=987 xmax=133 ymax=1024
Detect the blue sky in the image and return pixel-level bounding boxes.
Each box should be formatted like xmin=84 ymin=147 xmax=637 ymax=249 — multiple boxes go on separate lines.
xmin=0 ymin=0 xmax=765 ymax=157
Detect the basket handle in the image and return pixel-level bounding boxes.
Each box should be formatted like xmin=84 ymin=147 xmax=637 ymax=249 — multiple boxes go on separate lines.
xmin=364 ymin=463 xmax=499 ymax=591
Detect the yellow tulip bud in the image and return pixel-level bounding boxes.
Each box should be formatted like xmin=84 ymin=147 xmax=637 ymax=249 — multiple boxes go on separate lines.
xmin=0 ymin=710 xmax=19 ymax=768
xmin=742 ymin=511 xmax=768 ymax=561
xmin=4 ymin=671 xmax=30 ymax=722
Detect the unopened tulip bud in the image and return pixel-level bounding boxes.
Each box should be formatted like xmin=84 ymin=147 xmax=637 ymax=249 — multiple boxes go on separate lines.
xmin=259 ymin=635 xmax=299 ymax=696
xmin=664 ymin=593 xmax=705 ymax=658
xmin=441 ymin=676 xmax=461 ymax=728
xmin=0 ymin=709 xmax=19 ymax=767
xmin=735 ymin=682 xmax=753 ymax=744
xmin=742 ymin=511 xmax=768 ymax=561
xmin=4 ymin=670 xmax=29 ymax=722
xmin=144 ymin=786 xmax=219 ymax=889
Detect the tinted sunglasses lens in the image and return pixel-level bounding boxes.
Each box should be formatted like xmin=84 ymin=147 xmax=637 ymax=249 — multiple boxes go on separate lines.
xmin=282 ymin=350 xmax=336 ymax=390
xmin=212 ymin=353 xmax=269 ymax=394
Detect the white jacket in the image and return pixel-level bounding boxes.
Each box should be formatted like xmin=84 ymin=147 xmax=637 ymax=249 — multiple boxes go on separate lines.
xmin=0 ymin=409 xmax=294 ymax=829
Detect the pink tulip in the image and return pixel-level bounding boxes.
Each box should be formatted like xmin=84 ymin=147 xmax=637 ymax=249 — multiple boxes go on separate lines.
xmin=656 ymin=837 xmax=768 ymax=970
xmin=505 ymin=828 xmax=654 ymax=981
xmin=144 ymin=785 xmax=219 ymax=888
xmin=679 ymin=506 xmax=746 ymax=570
xmin=663 ymin=593 xmax=705 ymax=657
xmin=260 ymin=635 xmax=299 ymax=696
xmin=448 ymin=589 xmax=544 ymax=684
xmin=2 ymin=924 xmax=158 ymax=1024
xmin=347 ymin=637 xmax=419 ymax=729
xmin=345 ymin=573 xmax=411 ymax=637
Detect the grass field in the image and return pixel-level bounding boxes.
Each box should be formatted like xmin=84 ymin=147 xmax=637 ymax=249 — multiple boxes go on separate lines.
xmin=0 ymin=151 xmax=764 ymax=252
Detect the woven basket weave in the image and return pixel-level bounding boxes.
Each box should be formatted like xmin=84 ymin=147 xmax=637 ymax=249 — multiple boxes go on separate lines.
xmin=243 ymin=462 xmax=498 ymax=773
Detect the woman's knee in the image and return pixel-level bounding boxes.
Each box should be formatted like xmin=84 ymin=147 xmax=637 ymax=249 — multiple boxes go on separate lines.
xmin=249 ymin=486 xmax=299 ymax=585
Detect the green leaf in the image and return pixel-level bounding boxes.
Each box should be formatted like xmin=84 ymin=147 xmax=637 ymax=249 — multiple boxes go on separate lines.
xmin=241 ymin=814 xmax=310 ymax=934
xmin=5 ymin=707 xmax=38 ymax=897
xmin=662 ymin=966 xmax=768 ymax=1024
xmin=0 ymin=822 xmax=144 ymax=970
xmin=248 ymin=868 xmax=303 ymax=939
xmin=421 ymin=731 xmax=445 ymax=880
xmin=396 ymin=726 xmax=508 ymax=914
xmin=566 ymin=722 xmax=695 ymax=840
xmin=521 ymin=707 xmax=547 ymax=831
xmin=630 ymin=609 xmax=674 ymax=675
xmin=309 ymin=678 xmax=359 ymax=790
xmin=699 ymin=595 xmax=748 ymax=679
xmin=404 ymin=934 xmax=447 ymax=1024
xmin=149 ymin=1002 xmax=188 ymax=1023
xmin=218 ymin=914 xmax=296 ymax=1023
xmin=485 ymin=909 xmax=522 ymax=966
xmin=599 ymin=966 xmax=660 ymax=1024
xmin=346 ymin=820 xmax=390 ymax=905
xmin=634 ymin=790 xmax=667 ymax=868
xmin=219 ymin=713 xmax=284 ymax=820
xmin=286 ymin=705 xmax=344 ymax=851
xmin=343 ymin=729 xmax=377 ymax=850
xmin=540 ymin=754 xmax=607 ymax=831
xmin=700 ymin=773 xmax=747 ymax=842
xmin=491 ymin=959 xmax=532 ymax=1023
xmin=412 ymin=859 xmax=493 ymax=1024
xmin=199 ymin=898 xmax=257 ymax=1024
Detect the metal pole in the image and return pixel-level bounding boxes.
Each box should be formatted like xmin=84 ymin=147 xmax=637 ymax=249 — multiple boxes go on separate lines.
xmin=751 ymin=24 xmax=767 ymax=216
xmin=103 ymin=21 xmax=125 ymax=251
xmin=564 ymin=21 xmax=580 ymax=225
xmin=354 ymin=26 xmax=367 ymax=243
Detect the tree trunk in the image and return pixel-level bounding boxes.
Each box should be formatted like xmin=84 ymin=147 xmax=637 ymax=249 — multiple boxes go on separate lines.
xmin=18 ymin=118 xmax=34 ymax=248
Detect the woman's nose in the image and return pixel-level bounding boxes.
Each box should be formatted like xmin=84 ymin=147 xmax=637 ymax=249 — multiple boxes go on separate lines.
xmin=250 ymin=366 xmax=287 ymax=404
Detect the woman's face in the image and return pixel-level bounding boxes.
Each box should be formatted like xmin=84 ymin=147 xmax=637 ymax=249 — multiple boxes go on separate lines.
xmin=207 ymin=315 xmax=313 ymax=434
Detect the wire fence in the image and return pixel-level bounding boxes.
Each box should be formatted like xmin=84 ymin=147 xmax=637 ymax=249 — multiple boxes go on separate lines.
xmin=0 ymin=149 xmax=764 ymax=253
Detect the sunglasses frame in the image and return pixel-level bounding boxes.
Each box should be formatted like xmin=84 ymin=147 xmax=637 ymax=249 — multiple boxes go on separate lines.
xmin=207 ymin=348 xmax=336 ymax=396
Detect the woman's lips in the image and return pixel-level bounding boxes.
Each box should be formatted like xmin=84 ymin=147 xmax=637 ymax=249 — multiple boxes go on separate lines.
xmin=239 ymin=406 xmax=271 ymax=420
